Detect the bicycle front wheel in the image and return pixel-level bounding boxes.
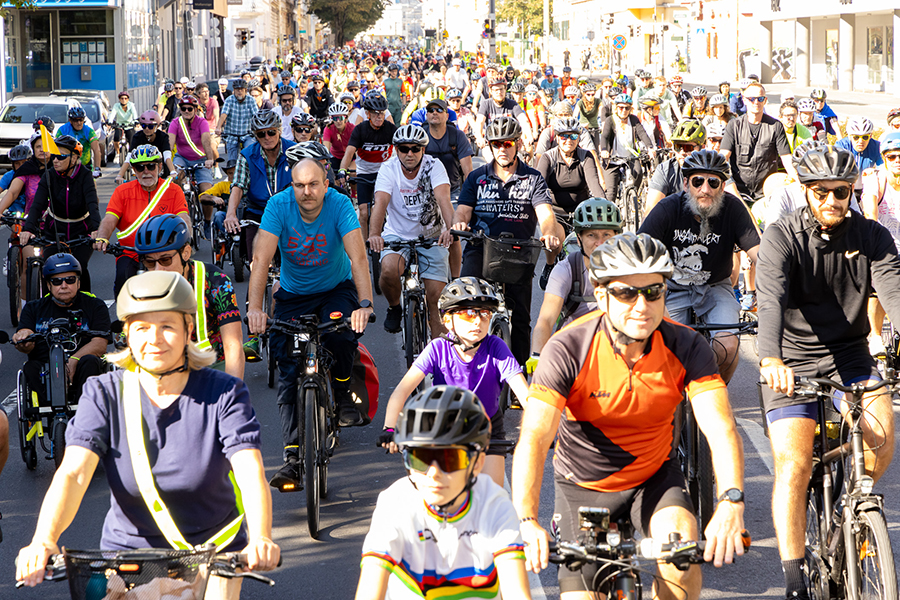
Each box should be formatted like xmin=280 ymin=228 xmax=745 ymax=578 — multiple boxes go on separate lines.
xmin=8 ymin=244 xmax=21 ymax=326
xmin=404 ymin=297 xmax=425 ymax=370
xmin=852 ymin=509 xmax=898 ymax=600
xmin=304 ymin=388 xmax=321 ymax=539
xmin=26 ymin=260 xmax=42 ymax=303
xmin=805 ymin=486 xmax=829 ymax=600
xmin=625 ymin=188 xmax=640 ymax=232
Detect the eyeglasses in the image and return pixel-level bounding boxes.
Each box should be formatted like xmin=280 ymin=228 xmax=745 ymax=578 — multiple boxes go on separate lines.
xmin=49 ymin=275 xmax=78 ymax=286
xmin=141 ymin=123 xmax=157 ymax=129
xmin=851 ymin=135 xmax=871 ymax=142
xmin=690 ymin=176 xmax=722 ymax=189
xmin=141 ymin=252 xmax=180 ymax=268
xmin=403 ymin=446 xmax=472 ymax=473
xmin=70 ymin=118 xmax=85 ymax=123
xmin=559 ymin=133 xmax=579 ymax=141
xmin=396 ymin=144 xmax=423 ymax=154
xmin=256 ymin=129 xmax=280 ymax=138
xmin=674 ymin=143 xmax=696 ymax=153
xmin=132 ymin=162 xmax=159 ymax=173
xmin=744 ymin=96 xmax=766 ymax=103
xmin=884 ymin=153 xmax=900 ymax=162
xmin=452 ymin=308 xmax=493 ymax=322
xmin=490 ymin=140 xmax=516 ymax=149
xmin=293 ymin=126 xmax=313 ymax=133
xmin=426 ymin=107 xmax=445 ymax=114
xmin=51 ymin=154 xmax=71 ymax=161
xmin=808 ymin=185 xmax=852 ymax=201
xmin=333 ymin=116 xmax=346 ymax=122
xmin=180 ymin=106 xmax=194 ymax=112
xmin=605 ymin=282 xmax=666 ymax=303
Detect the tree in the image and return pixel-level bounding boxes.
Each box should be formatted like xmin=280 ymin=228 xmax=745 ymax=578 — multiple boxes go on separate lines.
xmin=497 ymin=0 xmax=550 ymax=39
xmin=308 ymin=0 xmax=388 ymax=47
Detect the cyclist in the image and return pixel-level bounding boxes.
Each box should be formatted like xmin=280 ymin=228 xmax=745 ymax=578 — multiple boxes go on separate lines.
xmin=599 ymin=93 xmax=654 ymax=204
xmin=20 ymin=136 xmax=100 ymax=292
xmin=110 ymin=91 xmax=138 ymax=163
xmin=447 ymin=88 xmax=476 ymax=138
xmin=116 ymin=110 xmax=175 ymax=182
xmin=888 ymin=107 xmax=900 ymax=131
xmin=562 ymin=85 xmax=579 ymax=113
xmin=644 ymin=119 xmax=707 ymax=215
xmin=169 ymin=93 xmax=216 ymax=236
xmin=323 ymin=102 xmax=355 ymax=174
xmin=15 ymin=270 xmax=280 ymax=595
xmin=337 ymin=93 xmax=397 ymax=241
xmin=683 ymin=86 xmax=709 ymax=119
xmin=639 ymin=149 xmax=760 ymax=383
xmin=247 ymin=158 xmax=374 ymax=487
xmin=14 ymin=253 xmax=108 ymax=409
xmin=529 ymin=198 xmax=621 ymax=370
xmin=195 ymin=84 xmax=222 ymax=176
xmin=273 ymin=84 xmax=303 ymax=139
xmin=368 ymin=124 xmax=453 ymax=336
xmin=0 ymin=143 xmax=32 ymax=215
xmin=452 ymin=116 xmax=562 ymax=367
xmin=383 ymin=63 xmax=404 ymax=124
xmin=290 ymin=112 xmax=317 ymax=143
xmin=834 ymin=116 xmax=882 ymax=195
xmin=540 ymin=67 xmax=562 ymax=103
xmin=703 ymin=93 xmax=733 ymax=130
xmin=574 ymin=82 xmax=603 ymax=150
xmin=216 ymin=77 xmax=231 ymax=107
xmin=94 ymin=145 xmax=190 ymax=296
xmin=778 ymin=99 xmax=812 ymax=153
xmin=514 ymin=232 xmax=746 ymax=600
xmin=306 ymin=72 xmax=333 ymax=122
xmin=358 ymin=385 xmax=532 ymax=600
xmin=216 ymin=78 xmax=259 ymax=178
xmin=637 ymin=95 xmax=669 ymax=149
xmin=474 ymin=77 xmax=533 ymax=162
xmin=669 ymin=75 xmax=691 ymax=113
xmin=536 ymin=117 xmax=604 ymax=219
xmin=55 ymin=106 xmax=101 ymax=178
xmin=810 ymin=88 xmax=840 ymax=137
xmin=728 ymin=79 xmax=753 ymax=116
xmin=796 ymin=98 xmax=827 ymax=142
xmin=757 ymin=144 xmax=900 ymax=600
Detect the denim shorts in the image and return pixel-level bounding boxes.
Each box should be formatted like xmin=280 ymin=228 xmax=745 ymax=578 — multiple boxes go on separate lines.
xmin=666 ymin=279 xmax=741 ymax=336
xmin=173 ymin=155 xmax=214 ymax=185
xmin=224 ymin=134 xmax=252 ymax=164
xmin=380 ymin=235 xmax=450 ymax=283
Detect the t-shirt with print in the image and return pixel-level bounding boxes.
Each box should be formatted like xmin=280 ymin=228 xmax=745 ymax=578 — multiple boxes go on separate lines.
xmin=260 ymin=186 xmax=359 ymax=295
xmin=347 ymin=120 xmax=397 ymax=175
xmin=187 ymin=261 xmax=241 ymax=363
xmin=413 ymin=335 xmax=521 ymax=418
xmin=638 ymin=190 xmax=760 ymax=286
xmin=168 ymin=116 xmax=209 ymax=161
xmin=323 ymin=122 xmax=355 ymax=160
xmin=361 ymin=475 xmax=525 ymax=600
xmin=56 ymin=122 xmax=100 ymax=166
xmin=375 ymin=154 xmax=450 ymax=240
xmin=862 ymin=169 xmax=900 ymax=251
xmin=477 ymin=97 xmax=525 ymax=122
xmin=540 ymin=77 xmax=562 ymax=102
xmin=545 ymin=254 xmax=597 ymax=325
xmin=19 ymin=291 xmax=111 ymax=363
xmin=530 ymin=311 xmax=726 ymax=492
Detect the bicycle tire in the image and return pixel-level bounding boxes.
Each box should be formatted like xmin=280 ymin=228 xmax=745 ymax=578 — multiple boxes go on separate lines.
xmin=318 ymin=395 xmax=329 ymax=499
xmin=8 ymin=244 xmax=21 ymax=326
xmin=404 ymin=296 xmax=421 ymax=370
xmin=681 ymin=402 xmax=715 ymax=536
xmin=630 ymin=188 xmax=643 ymax=232
xmin=265 ymin=283 xmax=277 ymax=388
xmin=52 ymin=417 xmax=66 ymax=469
xmin=17 ymin=375 xmax=37 ymax=469
xmin=26 ymin=260 xmax=42 ymax=303
xmin=304 ymin=388 xmax=321 ymax=539
xmin=213 ymin=239 xmax=225 ymax=269
xmin=370 ymin=249 xmax=382 ymax=296
xmin=624 ymin=188 xmax=639 ymax=232
xmin=187 ymin=191 xmax=202 ymax=250
xmin=491 ymin=318 xmax=513 ymax=411
xmin=852 ymin=509 xmax=898 ymax=600
xmin=805 ymin=486 xmax=830 ymax=600
xmin=231 ymin=242 xmax=244 ymax=282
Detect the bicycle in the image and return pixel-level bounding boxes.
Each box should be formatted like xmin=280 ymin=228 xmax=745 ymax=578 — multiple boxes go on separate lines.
xmin=22 ymin=236 xmax=95 ymax=303
xmin=606 ymin=152 xmax=651 ymax=232
xmin=111 ymin=120 xmax=137 ymax=167
xmin=230 ymin=217 xmax=261 ymax=284
xmin=792 ymin=376 xmax=899 ymax=600
xmin=175 ymin=164 xmax=208 ymax=250
xmin=1 ymin=211 xmax=26 ymax=326
xmin=0 ymin=320 xmax=110 ymax=470
xmin=201 ymin=197 xmax=227 ymax=266
xmin=261 ymin=314 xmax=373 ymax=539
xmin=381 ymin=236 xmax=435 ymax=372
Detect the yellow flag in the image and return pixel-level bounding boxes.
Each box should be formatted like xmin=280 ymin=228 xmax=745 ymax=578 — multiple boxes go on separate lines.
xmin=40 ymin=123 xmax=60 ymax=155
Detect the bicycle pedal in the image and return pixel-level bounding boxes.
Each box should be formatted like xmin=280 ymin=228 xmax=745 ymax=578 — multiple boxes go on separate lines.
xmin=276 ymin=481 xmax=303 ymax=493
xmin=508 ymin=399 xmax=523 ymax=410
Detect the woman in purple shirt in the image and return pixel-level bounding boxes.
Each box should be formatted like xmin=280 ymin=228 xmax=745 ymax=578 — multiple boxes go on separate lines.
xmin=16 ymin=271 xmax=279 ymax=599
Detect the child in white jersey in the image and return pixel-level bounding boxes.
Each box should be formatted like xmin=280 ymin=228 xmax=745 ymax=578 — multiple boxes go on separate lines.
xmin=356 ymin=385 xmax=532 ymax=600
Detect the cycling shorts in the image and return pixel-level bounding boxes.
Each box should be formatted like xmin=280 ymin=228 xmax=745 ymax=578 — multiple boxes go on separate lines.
xmin=486 ymin=409 xmax=507 ymax=457
xmin=356 ymin=172 xmax=378 ymax=206
xmin=553 ymin=461 xmax=693 ymax=594
xmin=380 ymin=235 xmax=450 ymax=283
xmin=666 ymin=279 xmax=740 ymax=337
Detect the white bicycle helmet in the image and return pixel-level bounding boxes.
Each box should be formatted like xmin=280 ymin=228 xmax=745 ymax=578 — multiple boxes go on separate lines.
xmin=392 ymin=124 xmax=429 ymax=146
xmin=328 ymin=103 xmax=349 ymax=117
xmin=797 ymin=98 xmax=817 ymax=113
xmin=846 ymin=117 xmax=874 ymax=136
xmin=588 ymin=232 xmax=674 ymax=286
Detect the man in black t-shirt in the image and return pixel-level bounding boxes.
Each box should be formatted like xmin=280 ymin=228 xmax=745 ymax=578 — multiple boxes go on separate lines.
xmin=474 ymin=78 xmax=533 ymax=162
xmin=13 ymin=254 xmax=110 ymax=407
xmin=639 ymin=150 xmax=760 ymax=382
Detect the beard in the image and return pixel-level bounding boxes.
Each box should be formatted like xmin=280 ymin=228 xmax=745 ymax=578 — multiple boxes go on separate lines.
xmin=808 ymin=199 xmax=846 ymax=228
xmin=685 ymin=186 xmax=725 ymax=239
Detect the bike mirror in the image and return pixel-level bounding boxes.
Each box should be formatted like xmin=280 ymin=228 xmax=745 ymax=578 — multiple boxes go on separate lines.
xmin=110 ymin=320 xmax=124 ymax=334
xmin=0 ymin=331 xmax=9 ymax=344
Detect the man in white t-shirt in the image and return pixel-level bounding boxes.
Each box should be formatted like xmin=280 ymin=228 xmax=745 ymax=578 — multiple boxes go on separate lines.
xmin=367 ymin=125 xmax=454 ymax=337
xmin=273 ymin=84 xmax=304 ymax=139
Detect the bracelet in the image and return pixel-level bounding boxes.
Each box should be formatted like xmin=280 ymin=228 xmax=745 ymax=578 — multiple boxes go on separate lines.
xmin=71 ymin=356 xmax=80 ymax=362
xmin=96 ymin=237 xmax=109 ymax=244
xmin=519 ymin=517 xmax=538 ymax=524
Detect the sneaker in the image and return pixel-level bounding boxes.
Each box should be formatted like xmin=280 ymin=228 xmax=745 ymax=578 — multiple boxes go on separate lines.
xmin=869 ymin=335 xmax=887 ymax=358
xmin=269 ymin=455 xmax=302 ymax=491
xmin=740 ymin=291 xmax=757 ymax=312
xmin=338 ymin=404 xmax=363 ymax=427
xmin=384 ymin=305 xmax=402 ymax=333
xmin=243 ymin=337 xmax=262 ymax=362
xmin=539 ymin=263 xmax=554 ymax=291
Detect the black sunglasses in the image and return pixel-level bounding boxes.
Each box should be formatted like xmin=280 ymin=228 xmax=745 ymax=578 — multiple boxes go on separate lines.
xmin=132 ymin=162 xmax=159 ymax=173
xmin=809 ymin=185 xmax=852 ymax=201
xmin=141 ymin=123 xmax=157 ymax=129
xmin=690 ymin=176 xmax=722 ymax=189
xmin=396 ymin=144 xmax=423 ymax=154
xmin=426 ymin=107 xmax=445 ymax=114
xmin=605 ymin=283 xmax=666 ymax=303
xmin=180 ymin=106 xmax=194 ymax=112
xmin=49 ymin=275 xmax=78 ymax=286
xmin=256 ymin=130 xmax=280 ymax=138
xmin=141 ymin=252 xmax=180 ymax=267
xmin=293 ymin=126 xmax=313 ymax=133
xmin=51 ymin=154 xmax=72 ymax=161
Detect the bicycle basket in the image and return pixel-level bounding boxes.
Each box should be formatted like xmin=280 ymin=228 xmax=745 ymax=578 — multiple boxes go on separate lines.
xmin=62 ymin=547 xmax=215 ymax=600
xmin=481 ymin=236 xmax=543 ymax=285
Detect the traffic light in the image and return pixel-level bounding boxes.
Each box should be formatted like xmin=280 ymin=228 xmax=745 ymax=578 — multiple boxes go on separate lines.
xmin=249 ymin=30 xmax=255 ymax=42
xmin=239 ymin=30 xmax=248 ymax=47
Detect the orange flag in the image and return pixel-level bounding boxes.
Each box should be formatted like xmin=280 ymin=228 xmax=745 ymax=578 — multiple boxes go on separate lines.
xmin=39 ymin=122 xmax=59 ymax=155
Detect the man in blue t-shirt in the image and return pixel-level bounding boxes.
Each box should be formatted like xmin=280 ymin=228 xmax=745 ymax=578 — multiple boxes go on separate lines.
xmin=540 ymin=68 xmax=562 ymax=104
xmin=246 ymin=158 xmax=375 ymax=490
xmin=835 ymin=117 xmax=883 ymax=194
xmin=56 ymin=107 xmax=102 ymax=176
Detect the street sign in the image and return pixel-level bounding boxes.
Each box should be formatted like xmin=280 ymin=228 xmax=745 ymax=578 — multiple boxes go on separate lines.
xmin=192 ymin=0 xmax=213 ymax=9
xmin=442 ymin=29 xmax=449 ymax=39
xmin=612 ymin=35 xmax=627 ymax=50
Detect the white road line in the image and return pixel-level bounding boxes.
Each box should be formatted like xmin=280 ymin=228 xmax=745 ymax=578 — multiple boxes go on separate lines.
xmin=737 ymin=417 xmax=774 ymax=475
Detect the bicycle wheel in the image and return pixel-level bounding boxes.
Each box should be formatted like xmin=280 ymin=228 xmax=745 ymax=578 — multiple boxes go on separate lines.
xmin=304 ymin=388 xmax=321 ymax=539
xmin=805 ymin=486 xmax=830 ymax=600
xmin=187 ymin=192 xmax=202 ymax=250
xmin=26 ymin=260 xmax=42 ymax=303
xmin=851 ymin=509 xmax=898 ymax=600
xmin=51 ymin=417 xmax=67 ymax=469
xmin=403 ymin=297 xmax=421 ymax=370
xmin=17 ymin=374 xmax=37 ymax=470
xmin=318 ymin=394 xmax=329 ymax=499
xmin=231 ymin=241 xmax=244 ymax=282
xmin=625 ymin=188 xmax=640 ymax=232
xmin=370 ymin=249 xmax=382 ymax=296
xmin=8 ymin=245 xmax=21 ymax=326
xmin=682 ymin=402 xmax=715 ymax=536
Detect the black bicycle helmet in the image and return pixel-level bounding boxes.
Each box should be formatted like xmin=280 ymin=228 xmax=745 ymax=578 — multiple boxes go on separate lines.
xmin=250 ymin=109 xmax=281 ymax=132
xmin=164 ymin=82 xmax=175 ymax=92
xmin=43 ymin=253 xmax=82 ymax=278
xmin=574 ymin=198 xmax=622 ymax=233
xmin=135 ymin=214 xmax=190 ymax=255
xmin=394 ymin=385 xmax=491 ymax=452
xmin=8 ymin=144 xmax=32 ymax=162
xmin=33 ymin=115 xmax=55 ymax=133
xmin=54 ymin=135 xmax=83 ymax=154
xmin=291 ymin=112 xmax=316 ymax=128
xmin=484 ymin=115 xmax=522 ymax=142
xmin=681 ymin=149 xmax=729 ymax=179
xmin=362 ymin=94 xmax=388 ymax=112
xmin=588 ymin=232 xmax=674 ymax=286
xmin=231 ymin=78 xmax=247 ymax=90
xmin=438 ymin=277 xmax=501 ymax=315
xmin=67 ymin=106 xmax=86 ymax=120
xmin=794 ymin=145 xmax=858 ymax=185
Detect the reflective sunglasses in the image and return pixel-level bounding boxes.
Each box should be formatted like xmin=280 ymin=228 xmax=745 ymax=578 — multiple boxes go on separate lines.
xmin=332 ymin=116 xmax=346 ymax=122
xmin=293 ymin=126 xmax=313 ymax=133
xmin=851 ymin=135 xmax=871 ymax=142
xmin=132 ymin=162 xmax=159 ymax=173
xmin=403 ymin=446 xmax=472 ymax=473
xmin=690 ymin=176 xmax=722 ymax=189
xmin=141 ymin=123 xmax=157 ymax=129
xmin=674 ymin=143 xmax=696 ymax=153
xmin=49 ymin=275 xmax=78 ymax=286
xmin=490 ymin=140 xmax=516 ymax=149
xmin=396 ymin=144 xmax=423 ymax=154
xmin=605 ymin=282 xmax=666 ymax=303
xmin=52 ymin=154 xmax=72 ymax=161
xmin=808 ymin=185 xmax=852 ymax=201
xmin=141 ymin=252 xmax=180 ymax=267
xmin=256 ymin=129 xmax=280 ymax=138
xmin=426 ymin=107 xmax=445 ymax=114
xmin=559 ymin=133 xmax=579 ymax=141
xmin=743 ymin=96 xmax=766 ymax=103
xmin=883 ymin=153 xmax=900 ymax=162
xmin=452 ymin=308 xmax=493 ymax=322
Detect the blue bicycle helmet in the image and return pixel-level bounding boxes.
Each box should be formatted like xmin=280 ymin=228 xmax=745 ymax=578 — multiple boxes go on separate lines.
xmin=43 ymin=253 xmax=82 ymax=278
xmin=614 ymin=93 xmax=633 ymax=105
xmin=135 ymin=214 xmax=190 ymax=255
xmin=880 ymin=131 xmax=900 ymax=155
xmin=67 ymin=106 xmax=86 ymax=120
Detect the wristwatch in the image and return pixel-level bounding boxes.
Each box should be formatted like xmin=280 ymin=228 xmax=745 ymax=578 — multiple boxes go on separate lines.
xmin=359 ymin=299 xmax=373 ymax=309
xmin=718 ymin=488 xmax=744 ymax=504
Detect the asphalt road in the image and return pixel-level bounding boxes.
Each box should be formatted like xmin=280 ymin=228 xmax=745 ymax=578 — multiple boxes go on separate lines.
xmin=0 ymin=162 xmax=899 ymax=600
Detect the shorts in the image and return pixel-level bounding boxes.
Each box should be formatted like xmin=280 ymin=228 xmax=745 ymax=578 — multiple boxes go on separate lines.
xmin=380 ymin=235 xmax=450 ymax=283
xmin=356 ymin=172 xmax=378 ymax=206
xmin=553 ymin=461 xmax=693 ymax=594
xmin=761 ymin=346 xmax=880 ymax=421
xmin=173 ymin=155 xmax=214 ymax=185
xmin=666 ymin=279 xmax=740 ymax=336
xmin=224 ymin=133 xmax=252 ymax=165
xmin=486 ymin=409 xmax=507 ymax=457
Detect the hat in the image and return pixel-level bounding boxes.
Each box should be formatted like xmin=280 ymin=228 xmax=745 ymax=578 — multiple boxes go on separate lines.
xmin=426 ymin=98 xmax=448 ymax=110
xmin=545 ymin=68 xmax=553 ymax=75
xmin=218 ymin=78 xmax=228 ymax=85
xmin=179 ymin=77 xmax=190 ymax=85
xmin=452 ymin=58 xmax=462 ymax=65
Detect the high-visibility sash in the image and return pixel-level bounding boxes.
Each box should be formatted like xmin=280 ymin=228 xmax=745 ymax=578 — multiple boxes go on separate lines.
xmin=122 ymin=367 xmax=244 ymax=550
xmin=119 ymin=177 xmax=174 ymax=239
xmin=192 ymin=260 xmax=211 ymax=351
xmin=177 ymin=117 xmax=205 ymax=157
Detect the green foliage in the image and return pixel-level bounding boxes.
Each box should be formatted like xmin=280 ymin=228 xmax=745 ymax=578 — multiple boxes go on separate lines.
xmin=308 ymin=0 xmax=388 ymax=47
xmin=497 ymin=0 xmax=550 ymax=39
xmin=0 ymin=0 xmax=38 ymax=18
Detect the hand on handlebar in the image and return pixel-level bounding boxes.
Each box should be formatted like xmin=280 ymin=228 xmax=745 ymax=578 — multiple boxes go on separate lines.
xmin=224 ymin=213 xmax=241 ymax=235
xmin=703 ymin=502 xmax=747 ymax=567
xmin=247 ymin=309 xmax=268 ymax=335
xmin=19 ymin=230 xmax=34 ymax=245
xmin=241 ymin=537 xmax=281 ymax=572
xmin=520 ymin=519 xmax=550 ymax=574
xmin=760 ymin=357 xmax=795 ymax=396
xmin=367 ymin=235 xmax=384 ymax=253
xmin=540 ymin=234 xmax=560 ymax=251
xmin=437 ymin=230 xmax=454 ymax=248
xmin=450 ymin=222 xmax=470 ymax=232
xmin=15 ymin=540 xmax=59 ymax=587
xmin=350 ymin=307 xmax=374 ymax=334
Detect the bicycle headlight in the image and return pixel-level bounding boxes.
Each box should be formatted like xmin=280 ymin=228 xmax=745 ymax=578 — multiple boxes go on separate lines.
xmin=606 ymin=531 xmax=621 ymax=547
xmin=306 ymin=358 xmax=316 ymax=374
xmin=406 ymin=277 xmax=419 ymax=290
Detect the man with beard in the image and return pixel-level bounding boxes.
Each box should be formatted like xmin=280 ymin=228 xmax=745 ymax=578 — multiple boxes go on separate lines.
xmin=638 ymin=149 xmax=759 ymax=383
xmin=756 ymin=144 xmax=900 ymax=600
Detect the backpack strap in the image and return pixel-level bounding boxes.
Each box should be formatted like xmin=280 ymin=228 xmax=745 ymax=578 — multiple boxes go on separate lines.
xmin=558 ymin=252 xmax=592 ymax=326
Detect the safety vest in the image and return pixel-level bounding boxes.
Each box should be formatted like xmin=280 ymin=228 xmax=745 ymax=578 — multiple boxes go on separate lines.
xmin=192 ymin=260 xmax=211 ymax=352
xmin=177 ymin=117 xmax=205 ymax=157
xmin=119 ymin=177 xmax=175 ymax=239
xmin=122 ymin=367 xmax=244 ymax=550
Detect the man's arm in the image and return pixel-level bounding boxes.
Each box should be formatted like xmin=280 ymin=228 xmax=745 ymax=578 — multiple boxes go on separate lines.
xmin=201 ymin=132 xmax=215 ymax=168
xmin=779 ymin=154 xmax=798 ymax=182
xmin=367 ymin=190 xmax=391 ymax=251
xmin=219 ymin=321 xmax=245 ymax=379
xmin=460 ymin=155 xmax=473 ymax=180
xmin=343 ymin=228 xmax=375 ymax=333
xmin=92 ymin=214 xmax=120 ymax=252
xmin=246 ymin=230 xmax=278 ymax=333
xmin=756 ymin=225 xmax=794 ymax=394
xmin=73 ymin=337 xmax=108 ymax=360
xmin=90 ymin=140 xmax=101 ymax=170
xmin=452 ymin=204 xmax=473 ymax=229
xmin=535 ymin=201 xmax=563 ymax=258
xmin=435 ymin=183 xmax=454 ymax=247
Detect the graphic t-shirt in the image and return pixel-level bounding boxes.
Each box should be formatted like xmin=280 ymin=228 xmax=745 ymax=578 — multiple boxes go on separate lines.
xmin=638 ymin=190 xmax=760 ymax=286
xmin=18 ymin=291 xmax=111 ymax=363
xmin=56 ymin=122 xmax=100 ymax=166
xmin=187 ymin=261 xmax=242 ymax=363
xmin=347 ymin=120 xmax=397 ymax=175
xmin=375 ymin=154 xmax=450 ymax=240
xmin=323 ymin=122 xmax=355 ymax=160
xmin=413 ymin=336 xmax=521 ymax=418
xmin=361 ymin=475 xmax=525 ymax=600
xmin=260 ymin=186 xmax=360 ymax=295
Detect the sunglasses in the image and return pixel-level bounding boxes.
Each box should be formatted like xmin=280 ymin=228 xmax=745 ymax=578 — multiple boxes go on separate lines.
xmin=616 ymin=105 xmax=632 ymax=110
xmin=396 ymin=144 xmax=423 ymax=154
xmin=293 ymin=126 xmax=313 ymax=133
xmin=52 ymin=154 xmax=71 ymax=161
xmin=744 ymin=96 xmax=766 ymax=103
xmin=132 ymin=162 xmax=159 ymax=172
xmin=70 ymin=118 xmax=85 ymax=123
xmin=690 ymin=176 xmax=722 ymax=189
xmin=141 ymin=123 xmax=157 ymax=129
xmin=141 ymin=252 xmax=180 ymax=267
xmin=674 ymin=143 xmax=696 ymax=153
xmin=559 ymin=133 xmax=579 ymax=141
xmin=256 ymin=130 xmax=280 ymax=138
xmin=808 ymin=185 xmax=852 ymax=201
xmin=333 ymin=116 xmax=346 ymax=122
xmin=452 ymin=308 xmax=493 ymax=322
xmin=584 ymin=92 xmax=595 ymax=97
xmin=49 ymin=275 xmax=78 ymax=286
xmin=403 ymin=446 xmax=472 ymax=473
xmin=426 ymin=107 xmax=445 ymax=114
xmin=606 ymin=282 xmax=666 ymax=303
xmin=348 ymin=87 xmax=360 ymax=91
xmin=851 ymin=135 xmax=871 ymax=142
xmin=490 ymin=140 xmax=516 ymax=149
xmin=174 ymin=86 xmax=183 ymax=90
xmin=180 ymin=106 xmax=194 ymax=112
xmin=281 ymin=99 xmax=294 ymax=103
xmin=884 ymin=153 xmax=900 ymax=162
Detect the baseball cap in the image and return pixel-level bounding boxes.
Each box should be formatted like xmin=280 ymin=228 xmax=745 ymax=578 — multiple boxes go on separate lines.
xmin=426 ymin=98 xmax=448 ymax=110
xmin=179 ymin=77 xmax=190 ymax=85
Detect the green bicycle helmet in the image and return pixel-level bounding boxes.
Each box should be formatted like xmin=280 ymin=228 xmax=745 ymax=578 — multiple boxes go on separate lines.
xmin=671 ymin=119 xmax=707 ymax=146
xmin=574 ymin=198 xmax=622 ymax=234
xmin=129 ymin=144 xmax=162 ymax=164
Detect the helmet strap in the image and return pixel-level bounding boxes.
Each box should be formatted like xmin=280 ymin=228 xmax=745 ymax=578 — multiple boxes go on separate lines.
xmin=440 ymin=331 xmax=483 ymax=353
xmin=407 ymin=455 xmax=480 ymax=518
xmin=132 ymin=346 xmax=190 ymax=379
xmin=400 ymin=153 xmax=423 ymax=175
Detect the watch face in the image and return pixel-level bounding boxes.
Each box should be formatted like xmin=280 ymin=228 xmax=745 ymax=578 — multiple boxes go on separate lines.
xmin=725 ymin=488 xmax=743 ymax=502
xmin=359 ymin=300 xmax=372 ymax=309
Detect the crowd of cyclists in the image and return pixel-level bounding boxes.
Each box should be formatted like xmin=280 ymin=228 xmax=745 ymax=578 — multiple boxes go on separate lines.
xmin=3 ymin=39 xmax=900 ymax=600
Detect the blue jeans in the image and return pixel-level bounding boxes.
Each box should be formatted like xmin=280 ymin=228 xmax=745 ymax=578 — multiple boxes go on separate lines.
xmin=224 ymin=133 xmax=253 ymax=165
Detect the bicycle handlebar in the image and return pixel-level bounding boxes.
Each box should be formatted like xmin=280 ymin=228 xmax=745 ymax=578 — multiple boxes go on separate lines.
xmin=25 ymin=235 xmax=95 ymax=250
xmin=383 ymin=235 xmax=437 ymax=251
xmin=103 ymin=242 xmax=136 ymax=257
xmin=792 ymin=376 xmax=899 ymax=397
xmin=690 ymin=320 xmax=758 ymax=333
xmin=449 ymin=229 xmax=544 ymax=248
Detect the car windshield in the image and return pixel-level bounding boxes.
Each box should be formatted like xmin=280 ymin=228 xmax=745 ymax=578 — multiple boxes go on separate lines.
xmin=0 ymin=103 xmax=69 ymax=125
xmin=80 ymin=103 xmax=100 ymax=123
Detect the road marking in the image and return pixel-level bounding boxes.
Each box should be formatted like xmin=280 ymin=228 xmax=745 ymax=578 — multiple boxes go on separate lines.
xmin=2 ymin=388 xmax=15 ymax=417
xmin=737 ymin=417 xmax=773 ymax=475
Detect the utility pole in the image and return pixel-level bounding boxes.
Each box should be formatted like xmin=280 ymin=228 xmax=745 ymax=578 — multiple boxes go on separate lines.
xmin=489 ymin=0 xmax=497 ymax=59
xmin=542 ymin=0 xmax=549 ymax=63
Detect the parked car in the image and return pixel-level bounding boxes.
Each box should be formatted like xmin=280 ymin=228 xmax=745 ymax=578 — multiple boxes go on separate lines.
xmin=50 ymin=89 xmax=111 ymax=112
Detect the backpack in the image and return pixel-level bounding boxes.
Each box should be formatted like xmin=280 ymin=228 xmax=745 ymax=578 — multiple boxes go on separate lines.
xmin=557 ymin=252 xmax=593 ymax=326
xmin=349 ymin=343 xmax=379 ymax=425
